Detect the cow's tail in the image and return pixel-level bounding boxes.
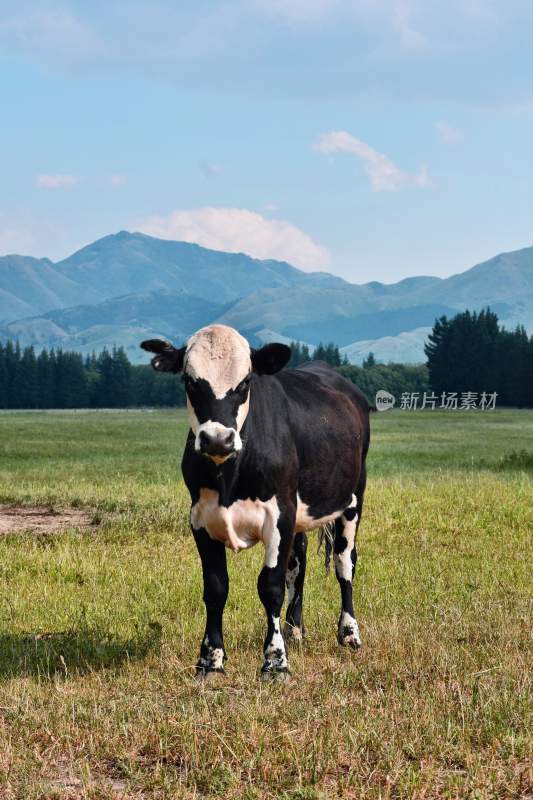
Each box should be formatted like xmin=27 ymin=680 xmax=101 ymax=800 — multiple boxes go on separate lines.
xmin=317 ymin=521 xmax=335 ymax=574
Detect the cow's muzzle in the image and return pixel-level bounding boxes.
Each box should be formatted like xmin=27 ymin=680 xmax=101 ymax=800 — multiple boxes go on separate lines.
xmin=199 ymin=428 xmax=236 ymax=460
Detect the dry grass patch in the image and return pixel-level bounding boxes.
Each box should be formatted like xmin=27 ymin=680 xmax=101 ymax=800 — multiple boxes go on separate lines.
xmin=0 ymin=506 xmax=94 ymax=536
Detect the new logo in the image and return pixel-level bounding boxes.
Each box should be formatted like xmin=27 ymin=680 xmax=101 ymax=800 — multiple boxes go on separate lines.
xmin=375 ymin=390 xmax=395 ymax=412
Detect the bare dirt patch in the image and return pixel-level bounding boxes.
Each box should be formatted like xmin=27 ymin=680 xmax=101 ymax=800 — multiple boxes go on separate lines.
xmin=0 ymin=506 xmax=93 ymax=535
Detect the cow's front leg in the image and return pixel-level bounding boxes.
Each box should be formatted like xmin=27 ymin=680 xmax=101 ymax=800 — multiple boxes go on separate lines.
xmin=284 ymin=532 xmax=307 ymax=644
xmin=258 ymin=510 xmax=294 ymax=679
xmin=193 ymin=526 xmax=229 ymax=676
xmin=334 ymin=499 xmax=362 ymax=649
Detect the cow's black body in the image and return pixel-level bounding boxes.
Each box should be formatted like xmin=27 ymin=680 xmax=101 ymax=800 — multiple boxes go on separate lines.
xmin=183 ymin=362 xmax=369 ymax=523
xmin=141 ymin=328 xmax=370 ymax=678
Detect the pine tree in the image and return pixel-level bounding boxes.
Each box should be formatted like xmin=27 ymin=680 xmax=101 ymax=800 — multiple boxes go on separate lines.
xmin=37 ymin=349 xmax=54 ymax=408
xmin=96 ymin=348 xmax=114 ymax=407
xmin=132 ymin=365 xmax=156 ymax=406
xmin=424 ymin=315 xmax=452 ymax=395
xmin=4 ymin=341 xmax=20 ymax=408
xmin=111 ymin=346 xmax=132 ymax=407
xmin=425 ymin=308 xmax=533 ymax=406
xmin=17 ymin=346 xmax=39 ymax=408
xmin=64 ymin=352 xmax=88 ymax=407
xmin=54 ymin=349 xmax=67 ymax=407
xmin=313 ymin=343 xmax=326 ymax=362
xmin=48 ymin=349 xmax=58 ymax=407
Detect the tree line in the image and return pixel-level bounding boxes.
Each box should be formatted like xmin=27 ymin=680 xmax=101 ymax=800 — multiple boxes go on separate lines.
xmin=1 ymin=308 xmax=531 ymax=409
xmin=287 ymin=340 xmax=429 ymax=400
xmin=0 ymin=342 xmax=185 ymax=409
xmin=0 ymin=337 xmax=428 ymax=410
xmin=288 ymin=341 xmax=348 ymax=367
xmin=425 ymin=309 xmax=533 ymax=407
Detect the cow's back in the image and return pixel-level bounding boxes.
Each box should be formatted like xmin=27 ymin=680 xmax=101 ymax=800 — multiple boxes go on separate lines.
xmin=296 ymin=361 xmax=370 ymax=456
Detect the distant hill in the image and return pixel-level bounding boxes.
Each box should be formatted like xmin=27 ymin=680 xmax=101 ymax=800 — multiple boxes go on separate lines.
xmin=0 ymin=288 xmax=229 ymax=362
xmin=0 ymin=254 xmax=102 ymax=322
xmin=0 ymin=231 xmax=346 ymax=324
xmin=1 ymin=232 xmax=532 ymax=363
xmin=340 ymin=327 xmax=432 ymax=365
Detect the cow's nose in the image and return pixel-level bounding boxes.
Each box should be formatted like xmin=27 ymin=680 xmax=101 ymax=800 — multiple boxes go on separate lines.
xmin=199 ymin=429 xmax=235 ymax=457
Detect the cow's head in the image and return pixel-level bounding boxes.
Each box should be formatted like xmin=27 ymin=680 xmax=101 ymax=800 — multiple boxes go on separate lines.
xmin=141 ymin=325 xmax=290 ymax=463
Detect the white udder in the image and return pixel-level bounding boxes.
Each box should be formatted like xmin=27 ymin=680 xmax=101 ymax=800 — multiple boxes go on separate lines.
xmin=191 ymin=489 xmax=281 ymax=561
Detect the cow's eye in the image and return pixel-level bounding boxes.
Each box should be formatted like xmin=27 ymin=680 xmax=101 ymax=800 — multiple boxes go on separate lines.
xmin=235 ymin=375 xmax=251 ymax=394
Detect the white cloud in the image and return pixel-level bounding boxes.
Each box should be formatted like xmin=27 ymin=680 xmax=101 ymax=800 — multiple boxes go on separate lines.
xmin=36 ymin=173 xmax=128 ymax=189
xmin=108 ymin=174 xmax=128 ymax=186
xmin=36 ymin=174 xmax=80 ymax=189
xmin=314 ymin=131 xmax=429 ymax=191
xmin=135 ymin=207 xmax=330 ymax=270
xmin=0 ymin=10 xmax=103 ymax=68
xmin=0 ymin=2 xmax=530 ymax=104
xmin=435 ymin=121 xmax=463 ymax=144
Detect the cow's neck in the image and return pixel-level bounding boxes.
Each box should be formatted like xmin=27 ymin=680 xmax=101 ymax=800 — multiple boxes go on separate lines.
xmin=203 ymin=450 xmax=242 ymax=506
xmin=206 ymin=411 xmax=254 ymax=506
xmin=212 ymin=464 xmax=231 ymax=506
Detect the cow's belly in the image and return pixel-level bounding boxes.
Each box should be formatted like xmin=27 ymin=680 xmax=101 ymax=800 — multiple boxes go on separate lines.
xmin=191 ymin=488 xmax=280 ymax=553
xmin=295 ymin=493 xmax=345 ymax=533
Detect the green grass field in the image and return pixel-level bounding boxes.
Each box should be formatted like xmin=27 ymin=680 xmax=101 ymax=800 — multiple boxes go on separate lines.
xmin=0 ymin=408 xmax=531 ymax=799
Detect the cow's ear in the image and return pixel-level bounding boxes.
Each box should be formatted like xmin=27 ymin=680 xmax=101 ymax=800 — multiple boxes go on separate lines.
xmin=251 ymin=343 xmax=291 ymax=375
xmin=140 ymin=339 xmax=186 ymax=373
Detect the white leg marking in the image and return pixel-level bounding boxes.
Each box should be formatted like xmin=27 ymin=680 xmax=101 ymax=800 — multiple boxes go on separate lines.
xmin=338 ymin=610 xmax=361 ymax=649
xmin=197 ymin=635 xmax=225 ymax=671
xmin=262 ymin=498 xmax=281 ymax=568
xmin=334 ymin=514 xmax=356 ymax=581
xmin=336 ymin=499 xmax=361 ymax=649
xmin=264 ymin=616 xmax=288 ymax=670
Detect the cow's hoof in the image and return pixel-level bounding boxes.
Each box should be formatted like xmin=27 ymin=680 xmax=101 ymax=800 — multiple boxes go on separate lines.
xmin=195 ymin=667 xmax=226 ymax=683
xmin=338 ymin=615 xmax=361 ymax=650
xmin=338 ymin=633 xmax=362 ymax=650
xmin=260 ymin=667 xmax=291 ymax=684
xmin=283 ymin=623 xmax=304 ymax=646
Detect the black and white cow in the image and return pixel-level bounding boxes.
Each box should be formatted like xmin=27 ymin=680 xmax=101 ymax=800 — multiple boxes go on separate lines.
xmin=141 ymin=325 xmax=370 ymax=679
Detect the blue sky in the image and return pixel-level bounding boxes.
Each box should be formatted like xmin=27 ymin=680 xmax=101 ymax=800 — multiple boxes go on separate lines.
xmin=1 ymin=0 xmax=533 ymax=283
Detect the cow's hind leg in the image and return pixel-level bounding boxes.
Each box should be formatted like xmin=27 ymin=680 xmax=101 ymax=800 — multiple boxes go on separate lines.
xmin=284 ymin=532 xmax=307 ymax=644
xmin=258 ymin=511 xmax=294 ymax=680
xmin=334 ymin=493 xmax=362 ymax=649
xmin=193 ymin=526 xmax=229 ymax=677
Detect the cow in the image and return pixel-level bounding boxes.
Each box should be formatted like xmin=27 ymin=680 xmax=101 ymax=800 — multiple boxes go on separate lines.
xmin=141 ymin=324 xmax=370 ymax=680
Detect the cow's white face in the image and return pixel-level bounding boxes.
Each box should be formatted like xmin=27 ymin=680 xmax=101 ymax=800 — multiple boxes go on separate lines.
xmin=183 ymin=326 xmax=252 ymax=462
xmin=140 ymin=325 xmax=291 ymax=465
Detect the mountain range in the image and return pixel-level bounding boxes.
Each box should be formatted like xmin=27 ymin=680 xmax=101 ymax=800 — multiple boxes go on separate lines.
xmin=1 ymin=231 xmax=532 ymax=364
